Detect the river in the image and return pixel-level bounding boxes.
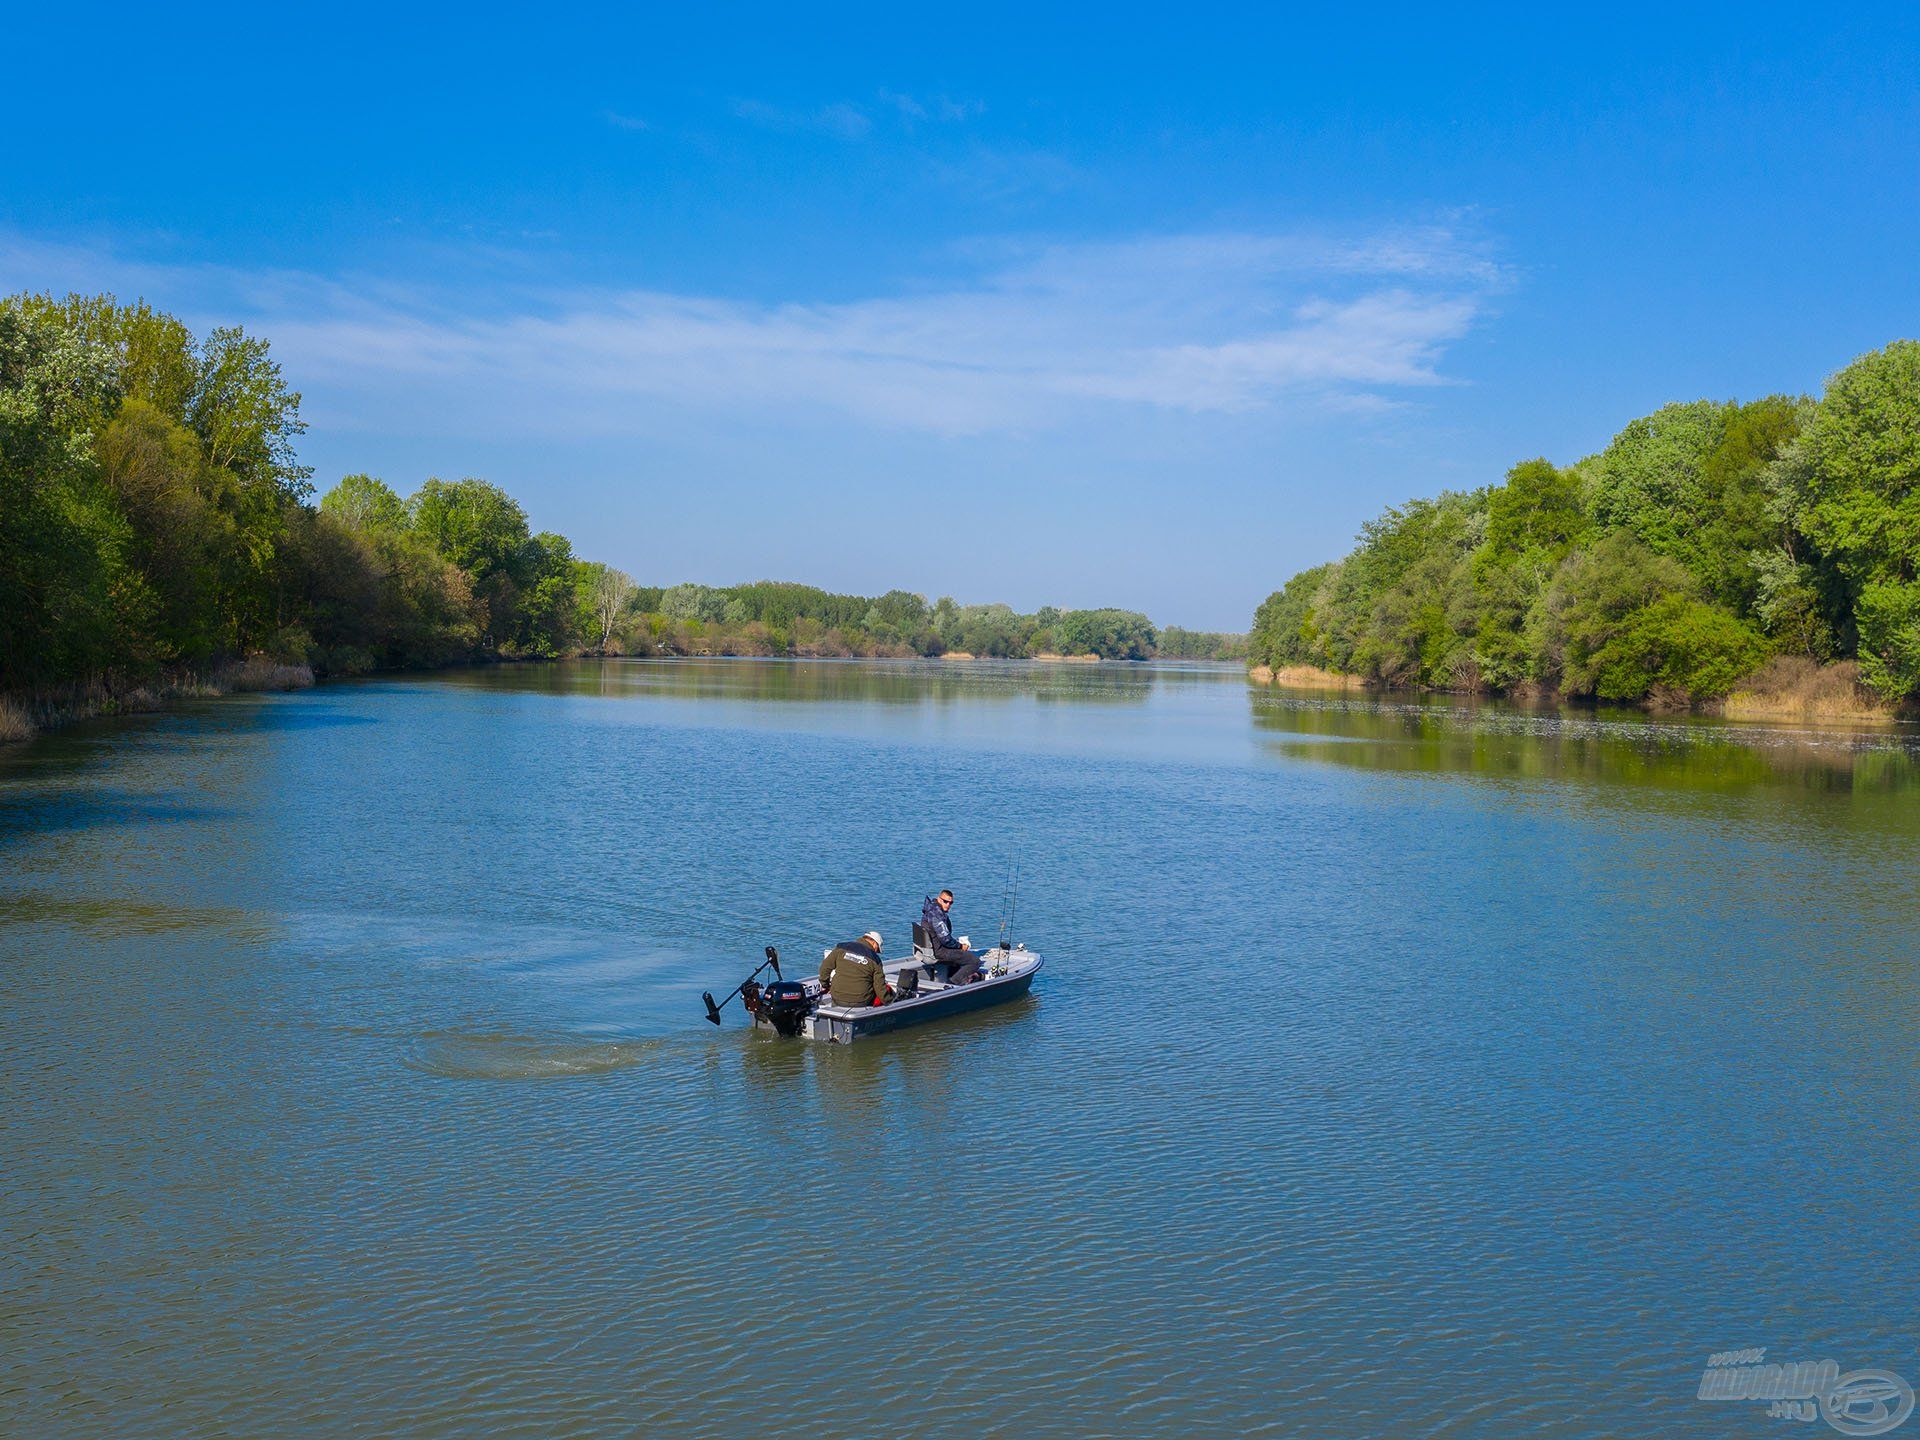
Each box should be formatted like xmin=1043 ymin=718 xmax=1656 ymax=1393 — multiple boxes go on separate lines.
xmin=3 ymin=659 xmax=1917 ymax=1438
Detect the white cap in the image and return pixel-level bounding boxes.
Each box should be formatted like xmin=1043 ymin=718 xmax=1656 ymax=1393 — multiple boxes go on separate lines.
xmin=862 ymin=930 xmax=883 ymax=950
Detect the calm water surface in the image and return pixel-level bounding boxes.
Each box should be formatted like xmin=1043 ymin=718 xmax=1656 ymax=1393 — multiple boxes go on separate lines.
xmin=3 ymin=659 xmax=1918 ymax=1438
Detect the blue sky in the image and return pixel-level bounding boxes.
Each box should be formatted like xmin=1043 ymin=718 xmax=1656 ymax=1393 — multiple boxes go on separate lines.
xmin=5 ymin=4 xmax=1919 ymax=629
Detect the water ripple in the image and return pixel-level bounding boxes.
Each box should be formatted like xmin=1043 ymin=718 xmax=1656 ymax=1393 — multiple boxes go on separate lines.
xmin=402 ymin=1031 xmax=659 ymax=1080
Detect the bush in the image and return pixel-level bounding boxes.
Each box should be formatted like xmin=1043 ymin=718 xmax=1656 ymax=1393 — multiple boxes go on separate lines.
xmin=1547 ymin=534 xmax=1763 ymax=700
xmin=1855 ymin=580 xmax=1920 ymax=700
xmin=1576 ymin=594 xmax=1763 ymax=701
xmin=0 ymin=697 xmax=35 ymax=743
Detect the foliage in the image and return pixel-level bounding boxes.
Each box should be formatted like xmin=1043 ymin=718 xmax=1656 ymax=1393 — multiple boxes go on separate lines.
xmin=1795 ymin=341 xmax=1920 ymax=580
xmin=1056 ymin=608 xmax=1158 ymax=660
xmin=578 ymin=563 xmax=635 ymax=651
xmin=1248 ymin=346 xmax=1920 ymax=706
xmin=1544 ymin=534 xmax=1762 ymax=700
xmin=1249 ymin=563 xmax=1339 ymax=671
xmin=0 ymin=301 xmax=140 ymax=688
xmin=1586 ymin=397 xmax=1803 ymax=614
xmin=1155 ymin=626 xmax=1248 ymax=660
xmin=0 ymin=291 xmax=1244 ymax=707
xmin=0 ymin=295 xmax=537 ymax=691
xmin=1854 ymin=581 xmax=1920 ymax=700
xmin=322 ymin=473 xmax=409 ymax=535
xmin=1789 ymin=341 xmax=1920 ymax=697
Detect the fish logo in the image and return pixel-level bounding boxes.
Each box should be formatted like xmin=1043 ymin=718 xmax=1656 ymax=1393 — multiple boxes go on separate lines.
xmin=1821 ymin=1370 xmax=1916 ymax=1437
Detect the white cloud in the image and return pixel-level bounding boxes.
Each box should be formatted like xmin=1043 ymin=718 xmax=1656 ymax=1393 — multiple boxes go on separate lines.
xmin=729 ymin=98 xmax=871 ymax=140
xmin=0 ymin=222 xmax=1505 ymax=440
xmin=878 ymin=89 xmax=985 ymax=124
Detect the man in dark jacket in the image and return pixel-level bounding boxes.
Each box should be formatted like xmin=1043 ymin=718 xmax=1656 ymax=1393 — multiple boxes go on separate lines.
xmin=921 ymin=890 xmax=980 ymax=983
xmin=819 ymin=930 xmax=892 ymax=1007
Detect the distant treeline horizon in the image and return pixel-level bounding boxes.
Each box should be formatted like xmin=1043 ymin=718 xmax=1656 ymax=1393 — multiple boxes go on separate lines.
xmin=1 ymin=291 xmax=1243 ymax=711
xmin=1249 ymin=338 xmax=1920 ymax=707
xmin=601 ymin=575 xmax=1246 ymax=661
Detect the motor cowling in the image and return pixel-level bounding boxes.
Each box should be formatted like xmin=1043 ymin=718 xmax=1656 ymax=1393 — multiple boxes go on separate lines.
xmin=754 ymin=978 xmax=815 ymax=1037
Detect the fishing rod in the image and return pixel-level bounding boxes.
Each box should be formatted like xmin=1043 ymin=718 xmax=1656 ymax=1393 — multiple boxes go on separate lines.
xmin=702 ymin=946 xmax=782 ymax=1026
xmin=1006 ymin=856 xmax=1021 ymax=960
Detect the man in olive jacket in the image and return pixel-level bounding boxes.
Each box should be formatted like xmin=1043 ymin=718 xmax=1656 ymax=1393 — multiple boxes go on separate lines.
xmin=820 ymin=931 xmax=891 ymax=1007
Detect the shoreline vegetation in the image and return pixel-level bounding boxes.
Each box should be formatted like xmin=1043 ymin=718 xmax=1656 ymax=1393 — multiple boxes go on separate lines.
xmin=0 ymin=290 xmax=1243 ymax=743
xmin=0 ymin=658 xmax=316 ymax=741
xmin=1250 ymin=653 xmax=1898 ymax=726
xmin=1247 ymin=339 xmax=1920 ymax=726
xmin=1247 ymin=663 xmax=1365 ymax=692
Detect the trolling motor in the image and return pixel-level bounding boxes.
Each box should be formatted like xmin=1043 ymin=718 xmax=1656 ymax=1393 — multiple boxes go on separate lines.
xmin=703 ymin=947 xmax=815 ymax=1037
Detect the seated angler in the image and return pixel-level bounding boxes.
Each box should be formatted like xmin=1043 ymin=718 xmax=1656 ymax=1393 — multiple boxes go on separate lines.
xmin=819 ymin=930 xmax=893 ymax=1007
xmin=921 ymin=888 xmax=981 ymax=983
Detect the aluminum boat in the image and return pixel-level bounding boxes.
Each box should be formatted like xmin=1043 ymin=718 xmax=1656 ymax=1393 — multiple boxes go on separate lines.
xmin=704 ymin=940 xmax=1041 ymax=1043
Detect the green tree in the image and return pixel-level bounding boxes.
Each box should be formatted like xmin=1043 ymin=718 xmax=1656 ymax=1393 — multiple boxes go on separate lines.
xmin=1792 ymin=340 xmax=1920 ymax=695
xmin=409 ymin=477 xmax=530 ymax=578
xmin=409 ymin=477 xmax=533 ymax=648
xmin=1589 ymin=401 xmax=1730 ymax=557
xmin=281 ymin=508 xmax=479 ymax=672
xmin=510 ymin=531 xmax=580 ymax=657
xmin=1486 ymin=457 xmax=1587 ymax=560
xmin=660 ymin=582 xmax=717 ymax=622
xmin=44 ymin=294 xmax=199 ymax=420
xmin=1057 ymin=608 xmax=1157 ymax=660
xmin=1343 ymin=492 xmax=1486 ymax=686
xmin=1855 ymin=581 xmax=1920 ymax=699
xmin=190 ymin=327 xmax=312 ymax=501
xmin=1588 ymin=397 xmax=1805 ymax=614
xmin=1459 ymin=459 xmax=1592 ymax=689
xmin=321 ymin=474 xmax=409 ymax=535
xmin=1250 ymin=562 xmax=1339 ymax=669
xmin=95 ymin=398 xmax=230 ymax=663
xmin=0 ymin=302 xmax=144 ymax=687
xmin=1541 ymin=533 xmax=1761 ymax=700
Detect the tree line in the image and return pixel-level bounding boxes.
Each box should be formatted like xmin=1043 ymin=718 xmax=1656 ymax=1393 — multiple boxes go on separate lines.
xmin=1 ymin=292 xmax=1242 ymax=706
xmin=1249 ymin=340 xmax=1920 ymax=706
xmin=627 ymin=582 xmax=1242 ymax=661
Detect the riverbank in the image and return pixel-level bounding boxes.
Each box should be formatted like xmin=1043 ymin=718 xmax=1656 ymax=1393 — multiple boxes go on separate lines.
xmin=1716 ymin=657 xmax=1899 ymax=724
xmin=1247 ymin=663 xmax=1366 ymax=691
xmin=0 ymin=659 xmax=315 ymax=745
xmin=1247 ymin=654 xmax=1916 ymax=726
xmin=1245 ymin=343 xmax=1920 ymax=716
xmin=941 ymin=651 xmax=1103 ymax=663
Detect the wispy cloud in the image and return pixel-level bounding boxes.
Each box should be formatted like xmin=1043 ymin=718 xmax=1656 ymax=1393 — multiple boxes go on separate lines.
xmin=878 ymin=89 xmax=985 ymax=124
xmin=729 ymin=90 xmax=984 ymax=142
xmin=0 ymin=222 xmax=1506 ymax=440
xmin=729 ymin=97 xmax=871 ymax=140
xmin=601 ymin=109 xmax=650 ymax=132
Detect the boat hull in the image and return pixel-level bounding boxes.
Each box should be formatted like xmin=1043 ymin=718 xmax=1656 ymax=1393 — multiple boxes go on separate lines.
xmin=760 ymin=948 xmax=1041 ymax=1043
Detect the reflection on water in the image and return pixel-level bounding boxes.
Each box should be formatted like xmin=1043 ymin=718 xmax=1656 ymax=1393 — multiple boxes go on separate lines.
xmin=3 ymin=658 xmax=1917 ymax=1440
xmin=1252 ymin=686 xmax=1920 ymax=797
xmin=446 ymin=655 xmax=1179 ymax=705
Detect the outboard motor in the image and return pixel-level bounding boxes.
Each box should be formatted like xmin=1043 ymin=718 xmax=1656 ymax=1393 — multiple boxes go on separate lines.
xmin=753 ymin=978 xmax=815 ymax=1038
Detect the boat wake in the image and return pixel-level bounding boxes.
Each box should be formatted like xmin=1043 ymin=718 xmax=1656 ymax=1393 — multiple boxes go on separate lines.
xmin=403 ymin=1030 xmax=657 ymax=1080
